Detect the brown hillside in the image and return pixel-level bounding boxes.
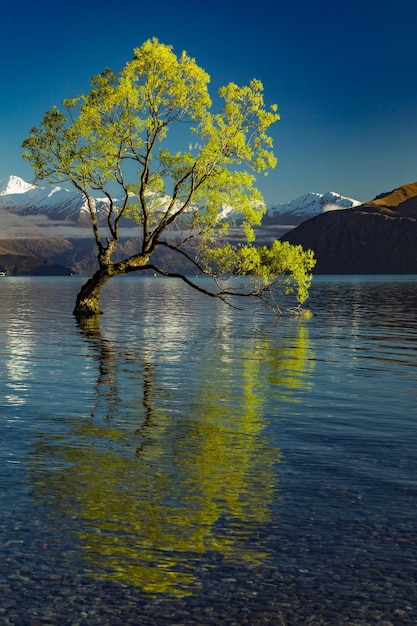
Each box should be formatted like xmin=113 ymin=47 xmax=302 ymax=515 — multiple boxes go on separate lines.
xmin=368 ymin=182 xmax=417 ymax=207
xmin=358 ymin=182 xmax=417 ymax=219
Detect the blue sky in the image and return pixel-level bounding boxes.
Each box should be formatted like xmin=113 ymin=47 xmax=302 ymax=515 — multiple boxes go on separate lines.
xmin=1 ymin=0 xmax=417 ymax=205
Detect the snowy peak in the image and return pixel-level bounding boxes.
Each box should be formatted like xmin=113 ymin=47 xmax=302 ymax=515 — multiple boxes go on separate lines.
xmin=268 ymin=191 xmax=360 ymax=219
xmin=0 ymin=175 xmax=112 ymax=224
xmin=0 ymin=175 xmax=36 ymax=196
xmin=0 ymin=176 xmax=361 ymax=232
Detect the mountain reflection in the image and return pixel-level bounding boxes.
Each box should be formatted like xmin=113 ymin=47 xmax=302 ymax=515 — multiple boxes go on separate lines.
xmin=27 ymin=316 xmax=313 ymax=596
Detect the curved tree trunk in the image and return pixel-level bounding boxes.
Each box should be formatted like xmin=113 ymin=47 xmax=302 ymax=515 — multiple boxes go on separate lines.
xmin=73 ymin=266 xmax=114 ymax=318
xmin=73 ymin=252 xmax=151 ymax=318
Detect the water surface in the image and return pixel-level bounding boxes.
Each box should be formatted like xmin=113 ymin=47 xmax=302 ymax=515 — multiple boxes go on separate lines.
xmin=0 ymin=276 xmax=416 ymax=624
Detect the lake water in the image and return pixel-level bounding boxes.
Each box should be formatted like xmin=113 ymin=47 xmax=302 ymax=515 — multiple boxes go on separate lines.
xmin=0 ymin=275 xmax=416 ymax=625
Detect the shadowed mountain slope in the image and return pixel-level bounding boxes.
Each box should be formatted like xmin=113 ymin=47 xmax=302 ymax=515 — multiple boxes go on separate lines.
xmin=281 ymin=183 xmax=417 ymax=274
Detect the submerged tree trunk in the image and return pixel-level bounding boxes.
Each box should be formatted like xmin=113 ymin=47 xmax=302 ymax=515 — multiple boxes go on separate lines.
xmin=72 ymin=253 xmax=151 ymax=318
xmin=73 ymin=267 xmax=114 ymax=318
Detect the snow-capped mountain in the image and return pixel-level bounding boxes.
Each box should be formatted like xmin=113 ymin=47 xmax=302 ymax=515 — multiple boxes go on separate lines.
xmin=0 ymin=175 xmax=112 ymax=225
xmin=267 ymin=191 xmax=360 ymax=223
xmin=0 ymin=175 xmax=189 ymax=226
xmin=0 ymin=176 xmax=361 ymax=232
xmin=0 ymin=175 xmax=36 ymax=195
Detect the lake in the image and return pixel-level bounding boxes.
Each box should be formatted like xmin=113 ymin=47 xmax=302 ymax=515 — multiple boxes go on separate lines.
xmin=0 ymin=275 xmax=416 ymax=625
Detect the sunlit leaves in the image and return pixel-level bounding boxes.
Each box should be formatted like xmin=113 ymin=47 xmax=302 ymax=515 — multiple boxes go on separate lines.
xmin=124 ymin=38 xmax=212 ymax=122
xmin=22 ymin=39 xmax=277 ymax=224
xmin=22 ymin=38 xmax=315 ymax=314
xmin=202 ymin=240 xmax=316 ymax=308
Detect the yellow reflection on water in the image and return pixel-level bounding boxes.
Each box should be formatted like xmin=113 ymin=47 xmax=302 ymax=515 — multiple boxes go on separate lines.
xmin=28 ymin=320 xmax=313 ymax=596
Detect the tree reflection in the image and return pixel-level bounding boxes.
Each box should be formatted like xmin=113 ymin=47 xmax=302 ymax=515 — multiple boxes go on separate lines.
xmin=27 ymin=317 xmax=313 ymax=596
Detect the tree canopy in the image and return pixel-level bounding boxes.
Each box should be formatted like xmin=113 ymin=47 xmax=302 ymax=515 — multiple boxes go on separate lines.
xmin=22 ymin=38 xmax=315 ymax=318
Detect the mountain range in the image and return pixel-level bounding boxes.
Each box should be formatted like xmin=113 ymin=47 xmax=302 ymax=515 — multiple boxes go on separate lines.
xmin=0 ymin=176 xmax=361 ymax=275
xmin=0 ymin=176 xmax=359 ymax=227
xmin=2 ymin=175 xmax=417 ymax=276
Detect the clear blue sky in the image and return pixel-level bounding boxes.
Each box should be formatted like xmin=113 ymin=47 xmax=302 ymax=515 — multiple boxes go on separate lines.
xmin=1 ymin=0 xmax=417 ymax=205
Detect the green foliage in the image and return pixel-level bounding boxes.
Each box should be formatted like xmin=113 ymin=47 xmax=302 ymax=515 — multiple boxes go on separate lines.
xmin=202 ymin=240 xmax=316 ymax=308
xmin=22 ymin=38 xmax=315 ymax=315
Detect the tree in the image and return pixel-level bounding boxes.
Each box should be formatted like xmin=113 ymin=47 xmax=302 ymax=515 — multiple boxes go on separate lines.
xmin=22 ymin=38 xmax=315 ymax=318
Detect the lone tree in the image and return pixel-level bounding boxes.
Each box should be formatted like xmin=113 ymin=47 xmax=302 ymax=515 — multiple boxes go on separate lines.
xmin=23 ymin=39 xmax=315 ymax=318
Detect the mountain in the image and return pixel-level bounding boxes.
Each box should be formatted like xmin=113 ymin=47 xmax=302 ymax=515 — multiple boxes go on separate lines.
xmin=8 ymin=174 xmax=407 ymax=276
xmin=0 ymin=175 xmax=36 ymax=195
xmin=0 ymin=176 xmax=360 ymax=229
xmin=281 ymin=182 xmax=417 ymax=274
xmin=245 ymin=191 xmax=361 ymax=245
xmin=264 ymin=191 xmax=360 ymax=226
xmin=3 ymin=175 xmax=416 ymax=275
xmin=0 ymin=177 xmax=192 ymax=275
xmin=0 ymin=175 xmax=112 ymax=225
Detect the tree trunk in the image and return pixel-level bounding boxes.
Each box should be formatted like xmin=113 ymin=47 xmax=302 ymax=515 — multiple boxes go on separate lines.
xmin=73 ymin=266 xmax=114 ymax=318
